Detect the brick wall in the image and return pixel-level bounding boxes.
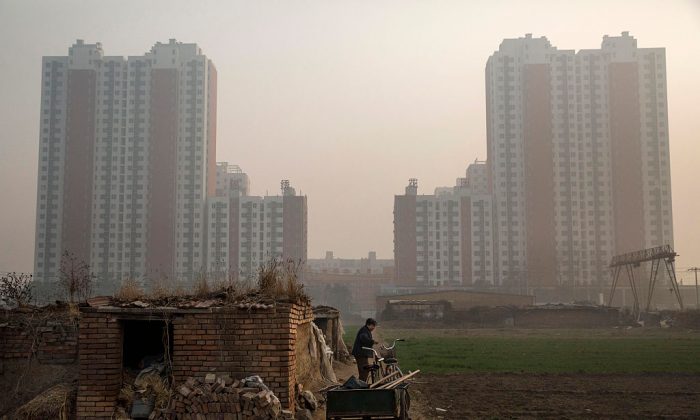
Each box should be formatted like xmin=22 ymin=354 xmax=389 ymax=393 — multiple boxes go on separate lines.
xmin=0 ymin=312 xmax=78 ymax=364
xmin=76 ymin=311 xmax=123 ymax=418
xmin=76 ymin=302 xmax=312 ymax=419
xmin=170 ymin=303 xmax=312 ymax=410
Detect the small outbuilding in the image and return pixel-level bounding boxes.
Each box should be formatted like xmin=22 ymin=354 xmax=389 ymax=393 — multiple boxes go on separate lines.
xmin=77 ymin=298 xmax=313 ymax=418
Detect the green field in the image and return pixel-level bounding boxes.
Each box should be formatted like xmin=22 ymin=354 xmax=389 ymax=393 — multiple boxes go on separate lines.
xmin=344 ymin=327 xmax=700 ymax=374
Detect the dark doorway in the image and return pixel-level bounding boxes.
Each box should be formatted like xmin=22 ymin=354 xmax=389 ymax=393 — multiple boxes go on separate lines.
xmin=121 ymin=319 xmax=172 ymax=369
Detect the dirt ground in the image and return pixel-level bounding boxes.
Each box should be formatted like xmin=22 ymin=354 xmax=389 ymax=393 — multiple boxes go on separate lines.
xmin=365 ymin=326 xmax=700 ymax=418
xmin=0 ymin=360 xmax=77 ymax=416
xmin=329 ymin=326 xmax=700 ymax=419
xmin=409 ymin=372 xmax=700 ymax=419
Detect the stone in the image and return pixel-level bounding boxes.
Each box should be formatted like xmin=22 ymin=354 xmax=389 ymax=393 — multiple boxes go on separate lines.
xmin=204 ymin=373 xmax=217 ymax=384
xmin=179 ymin=385 xmax=192 ymax=398
xmin=295 ymin=408 xmax=313 ymax=420
xmin=301 ymin=390 xmax=318 ymax=411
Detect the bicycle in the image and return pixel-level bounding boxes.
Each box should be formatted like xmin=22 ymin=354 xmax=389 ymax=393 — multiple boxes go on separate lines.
xmin=361 ymin=338 xmax=405 ymax=385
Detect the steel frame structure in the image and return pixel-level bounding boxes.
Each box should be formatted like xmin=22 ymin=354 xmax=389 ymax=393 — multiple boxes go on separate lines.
xmin=607 ymin=245 xmax=683 ymax=315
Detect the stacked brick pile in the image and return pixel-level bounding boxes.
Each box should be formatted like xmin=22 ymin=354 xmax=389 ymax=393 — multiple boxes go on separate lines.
xmin=151 ymin=374 xmax=294 ymax=420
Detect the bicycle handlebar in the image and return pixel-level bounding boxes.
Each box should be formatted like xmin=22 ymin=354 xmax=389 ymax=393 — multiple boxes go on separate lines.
xmin=361 ymin=346 xmax=383 ymax=361
xmin=382 ymin=338 xmax=405 ymax=351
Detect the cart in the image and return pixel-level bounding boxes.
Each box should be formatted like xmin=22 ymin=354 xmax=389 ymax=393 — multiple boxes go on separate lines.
xmin=325 ymin=385 xmax=410 ymax=420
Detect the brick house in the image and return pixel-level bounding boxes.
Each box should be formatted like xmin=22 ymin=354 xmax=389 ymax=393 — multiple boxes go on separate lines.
xmin=77 ymin=301 xmax=312 ymax=418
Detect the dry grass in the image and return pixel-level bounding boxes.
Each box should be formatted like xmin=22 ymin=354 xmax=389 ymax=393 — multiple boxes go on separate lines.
xmin=193 ymin=274 xmax=210 ymax=298
xmin=172 ymin=284 xmax=188 ymax=297
xmin=138 ymin=374 xmax=171 ymax=410
xmin=149 ymin=275 xmax=171 ymax=299
xmin=113 ymin=259 xmax=308 ymax=304
xmin=115 ymin=278 xmax=144 ymax=301
xmin=67 ymin=302 xmax=80 ymax=317
xmin=257 ymin=259 xmax=309 ymax=303
xmin=257 ymin=260 xmax=278 ymax=294
xmin=14 ymin=383 xmax=75 ymax=420
xmin=274 ymin=276 xmax=306 ymax=302
xmin=118 ymin=373 xmax=170 ymax=415
xmin=117 ymin=384 xmax=134 ymax=409
xmin=211 ymin=275 xmax=255 ymax=303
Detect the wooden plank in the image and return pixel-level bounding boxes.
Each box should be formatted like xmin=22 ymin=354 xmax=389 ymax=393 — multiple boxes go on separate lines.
xmin=369 ymin=371 xmax=402 ymax=389
xmin=377 ymin=370 xmax=420 ymax=389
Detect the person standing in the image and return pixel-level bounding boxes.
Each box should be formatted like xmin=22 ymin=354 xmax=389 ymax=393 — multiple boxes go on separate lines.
xmin=351 ymin=318 xmax=378 ymax=381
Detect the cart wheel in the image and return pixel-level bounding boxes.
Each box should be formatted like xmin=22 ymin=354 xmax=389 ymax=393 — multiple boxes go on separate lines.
xmin=399 ymin=388 xmax=411 ymax=420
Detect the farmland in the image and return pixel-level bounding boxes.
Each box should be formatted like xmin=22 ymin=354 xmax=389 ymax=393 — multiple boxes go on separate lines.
xmin=346 ymin=326 xmax=700 ymax=374
xmin=378 ymin=327 xmax=700 ymax=374
xmin=342 ymin=326 xmax=700 ymax=418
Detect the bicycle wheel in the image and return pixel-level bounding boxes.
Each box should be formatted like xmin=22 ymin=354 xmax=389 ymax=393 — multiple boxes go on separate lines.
xmin=385 ymin=363 xmax=403 ymax=378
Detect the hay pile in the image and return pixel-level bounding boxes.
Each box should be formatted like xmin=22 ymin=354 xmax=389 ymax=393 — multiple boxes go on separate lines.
xmin=115 ymin=363 xmax=170 ymax=418
xmin=13 ymin=383 xmax=75 ymax=420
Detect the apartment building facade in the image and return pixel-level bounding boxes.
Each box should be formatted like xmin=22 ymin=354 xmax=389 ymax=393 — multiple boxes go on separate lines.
xmin=394 ymin=162 xmax=495 ymax=287
xmin=395 ymin=32 xmax=673 ymax=290
xmin=205 ymin=178 xmax=308 ymax=281
xmin=484 ymin=31 xmax=672 ymax=288
xmin=34 ymin=39 xmax=217 ymax=290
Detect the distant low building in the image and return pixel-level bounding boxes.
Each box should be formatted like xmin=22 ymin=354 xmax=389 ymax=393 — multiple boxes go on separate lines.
xmin=376 ymin=289 xmax=535 ymax=319
xmin=307 ymin=251 xmax=393 ymax=275
xmin=303 ymin=271 xmax=394 ymax=319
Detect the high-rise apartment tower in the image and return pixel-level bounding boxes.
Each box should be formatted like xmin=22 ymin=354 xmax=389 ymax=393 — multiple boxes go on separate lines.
xmin=485 ymin=32 xmax=672 ymax=288
xmin=34 ymin=39 xmax=217 ymax=290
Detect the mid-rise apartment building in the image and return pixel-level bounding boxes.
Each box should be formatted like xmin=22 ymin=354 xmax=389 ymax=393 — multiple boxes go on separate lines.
xmin=205 ymin=178 xmax=308 ymax=281
xmin=394 ymin=162 xmax=495 ymax=286
xmin=34 ymin=39 xmax=217 ymax=289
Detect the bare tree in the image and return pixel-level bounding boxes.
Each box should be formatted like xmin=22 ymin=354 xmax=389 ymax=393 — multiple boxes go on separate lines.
xmin=0 ymin=272 xmax=33 ymax=307
xmin=59 ymin=251 xmax=93 ymax=303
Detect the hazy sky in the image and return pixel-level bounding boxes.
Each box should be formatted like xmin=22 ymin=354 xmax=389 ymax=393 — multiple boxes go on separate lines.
xmin=1 ymin=0 xmax=699 ymax=281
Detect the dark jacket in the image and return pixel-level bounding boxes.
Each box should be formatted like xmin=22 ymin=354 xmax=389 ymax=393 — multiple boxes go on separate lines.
xmin=351 ymin=325 xmax=375 ymax=358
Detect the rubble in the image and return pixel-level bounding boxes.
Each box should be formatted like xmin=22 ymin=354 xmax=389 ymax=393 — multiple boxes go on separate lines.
xmin=294 ymin=408 xmax=313 ymax=420
xmin=85 ymin=292 xmax=283 ymax=311
xmin=299 ymin=390 xmax=318 ymax=411
xmin=86 ymin=295 xmax=111 ymax=307
xmin=149 ymin=374 xmax=292 ymax=420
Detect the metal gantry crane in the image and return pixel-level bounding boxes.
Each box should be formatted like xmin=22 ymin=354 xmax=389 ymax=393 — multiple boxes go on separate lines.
xmin=607 ymin=245 xmax=683 ymax=317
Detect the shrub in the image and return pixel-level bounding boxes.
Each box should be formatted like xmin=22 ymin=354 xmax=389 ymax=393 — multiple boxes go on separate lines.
xmin=0 ymin=272 xmax=33 ymax=306
xmin=59 ymin=251 xmax=93 ymax=303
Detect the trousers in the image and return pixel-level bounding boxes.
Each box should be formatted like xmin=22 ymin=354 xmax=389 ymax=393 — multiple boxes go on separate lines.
xmin=355 ymin=355 xmax=370 ymax=382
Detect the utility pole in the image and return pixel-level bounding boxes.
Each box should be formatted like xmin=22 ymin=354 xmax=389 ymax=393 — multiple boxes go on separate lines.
xmin=689 ymin=268 xmax=700 ymax=309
